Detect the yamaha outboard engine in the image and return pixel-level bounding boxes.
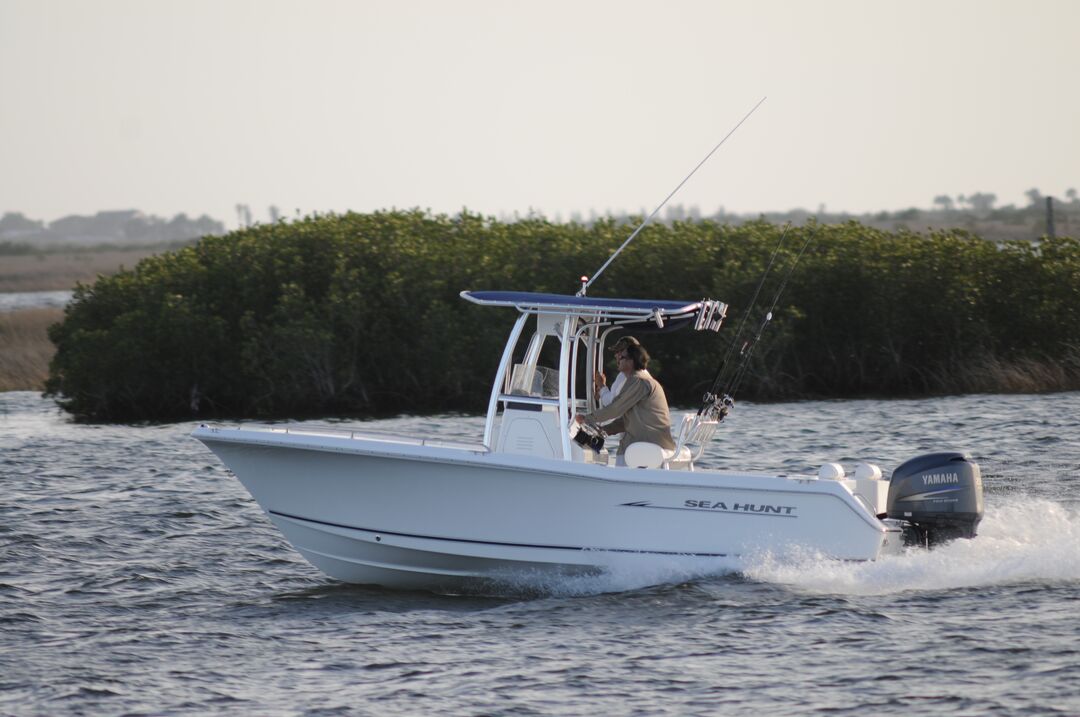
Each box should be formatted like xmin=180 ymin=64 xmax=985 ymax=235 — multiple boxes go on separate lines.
xmin=886 ymin=452 xmax=984 ymax=547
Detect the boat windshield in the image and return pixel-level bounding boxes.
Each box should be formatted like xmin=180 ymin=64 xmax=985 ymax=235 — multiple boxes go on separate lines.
xmin=508 ymin=364 xmax=560 ymax=398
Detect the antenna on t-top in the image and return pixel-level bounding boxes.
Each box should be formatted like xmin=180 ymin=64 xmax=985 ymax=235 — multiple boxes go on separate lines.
xmin=576 ymin=96 xmax=767 ymax=297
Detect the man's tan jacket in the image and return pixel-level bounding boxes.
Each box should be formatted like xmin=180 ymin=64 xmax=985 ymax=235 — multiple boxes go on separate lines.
xmin=585 ymin=370 xmax=675 ymax=454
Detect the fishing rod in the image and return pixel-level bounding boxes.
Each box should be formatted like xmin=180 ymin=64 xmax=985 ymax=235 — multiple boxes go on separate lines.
xmin=698 ymin=223 xmax=791 ymax=414
xmin=725 ymin=230 xmax=815 ymax=398
xmin=576 ymin=96 xmax=767 ymax=296
xmin=700 ymin=228 xmax=816 ymax=421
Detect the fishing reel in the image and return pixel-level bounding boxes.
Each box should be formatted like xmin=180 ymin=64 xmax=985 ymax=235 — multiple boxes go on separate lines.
xmin=572 ymin=422 xmax=607 ymax=453
xmin=700 ymin=392 xmax=735 ymax=422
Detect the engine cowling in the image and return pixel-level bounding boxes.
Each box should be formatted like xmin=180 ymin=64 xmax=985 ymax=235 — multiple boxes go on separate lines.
xmin=886 ymin=452 xmax=984 ymax=546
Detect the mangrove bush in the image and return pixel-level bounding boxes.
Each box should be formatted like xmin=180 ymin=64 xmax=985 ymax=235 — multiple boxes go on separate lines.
xmin=44 ymin=210 xmax=1080 ymax=421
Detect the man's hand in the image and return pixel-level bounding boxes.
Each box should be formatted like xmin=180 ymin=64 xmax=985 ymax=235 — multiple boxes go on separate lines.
xmin=593 ymin=370 xmax=607 ymax=390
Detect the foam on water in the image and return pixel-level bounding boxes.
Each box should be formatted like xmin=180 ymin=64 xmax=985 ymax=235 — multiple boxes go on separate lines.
xmin=480 ymin=497 xmax=1080 ymax=598
xmin=741 ymin=496 xmax=1080 ymax=595
xmin=483 ymin=554 xmax=745 ymax=598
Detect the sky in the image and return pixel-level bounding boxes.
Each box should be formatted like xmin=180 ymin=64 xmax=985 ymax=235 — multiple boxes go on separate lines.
xmin=2 ymin=0 xmax=1078 ymax=228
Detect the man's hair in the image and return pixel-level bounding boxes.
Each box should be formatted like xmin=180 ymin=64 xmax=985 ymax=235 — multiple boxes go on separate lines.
xmin=624 ymin=343 xmax=650 ymax=371
xmin=610 ymin=335 xmax=641 ymax=352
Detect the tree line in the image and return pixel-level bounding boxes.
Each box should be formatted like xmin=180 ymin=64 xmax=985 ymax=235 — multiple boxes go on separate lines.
xmin=44 ymin=210 xmax=1080 ymax=422
xmin=0 ymin=210 xmax=223 ymax=251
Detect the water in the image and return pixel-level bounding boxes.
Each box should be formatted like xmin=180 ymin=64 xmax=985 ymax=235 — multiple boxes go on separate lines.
xmin=2 ymin=391 xmax=1079 ymax=716
xmin=0 ymin=290 xmax=73 ymax=312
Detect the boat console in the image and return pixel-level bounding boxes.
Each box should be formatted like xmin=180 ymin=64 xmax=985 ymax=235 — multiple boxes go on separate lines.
xmin=461 ymin=291 xmax=728 ymax=470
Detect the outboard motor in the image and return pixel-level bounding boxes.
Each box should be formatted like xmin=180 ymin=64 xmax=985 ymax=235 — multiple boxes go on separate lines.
xmin=886 ymin=452 xmax=984 ymax=547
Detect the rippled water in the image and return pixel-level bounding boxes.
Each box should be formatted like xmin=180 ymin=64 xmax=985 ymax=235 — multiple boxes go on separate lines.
xmin=3 ymin=391 xmax=1079 ymax=715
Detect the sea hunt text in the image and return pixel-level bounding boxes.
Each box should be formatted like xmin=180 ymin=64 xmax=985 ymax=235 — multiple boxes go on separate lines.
xmin=684 ymin=500 xmax=797 ymax=515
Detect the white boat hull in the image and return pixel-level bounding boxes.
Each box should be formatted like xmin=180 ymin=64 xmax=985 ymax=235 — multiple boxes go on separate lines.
xmin=194 ymin=426 xmax=902 ymax=592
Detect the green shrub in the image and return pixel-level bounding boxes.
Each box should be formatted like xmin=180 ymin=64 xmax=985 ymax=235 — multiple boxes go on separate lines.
xmin=45 ymin=211 xmax=1080 ymax=421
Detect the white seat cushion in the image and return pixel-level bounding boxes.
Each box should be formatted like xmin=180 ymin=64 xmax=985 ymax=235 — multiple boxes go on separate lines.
xmin=625 ymin=442 xmax=693 ymax=469
xmin=624 ymin=442 xmax=665 ymax=469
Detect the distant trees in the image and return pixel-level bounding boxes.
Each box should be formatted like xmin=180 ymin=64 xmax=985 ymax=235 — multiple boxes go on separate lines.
xmin=235 ymin=204 xmax=253 ymax=228
xmin=933 ymin=195 xmax=954 ymax=212
xmin=967 ymin=192 xmax=997 ymax=213
xmin=0 ymin=210 xmax=223 ymax=246
xmin=546 ymin=190 xmax=1078 ymax=243
xmin=233 ymin=204 xmax=285 ymax=227
xmin=4 ymin=183 xmax=1076 ymax=255
xmin=940 ymin=193 xmax=994 ymax=214
xmin=0 ymin=212 xmax=44 ymax=234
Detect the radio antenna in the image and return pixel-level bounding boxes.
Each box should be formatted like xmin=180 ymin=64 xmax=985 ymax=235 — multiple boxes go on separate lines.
xmin=576 ymin=96 xmax=767 ymax=296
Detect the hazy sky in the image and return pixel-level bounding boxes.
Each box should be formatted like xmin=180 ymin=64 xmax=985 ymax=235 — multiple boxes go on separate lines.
xmin=2 ymin=0 xmax=1078 ymax=228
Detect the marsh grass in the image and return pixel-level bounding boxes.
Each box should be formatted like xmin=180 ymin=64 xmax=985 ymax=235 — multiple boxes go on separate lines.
xmin=955 ymin=350 xmax=1080 ymax=395
xmin=0 ymin=308 xmax=62 ymax=391
xmin=0 ymin=248 xmax=163 ymax=292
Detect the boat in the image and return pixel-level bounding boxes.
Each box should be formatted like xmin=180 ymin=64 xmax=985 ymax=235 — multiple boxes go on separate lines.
xmin=192 ymin=290 xmax=985 ymax=593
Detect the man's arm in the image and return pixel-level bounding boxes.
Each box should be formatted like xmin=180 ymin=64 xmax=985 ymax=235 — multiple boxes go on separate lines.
xmin=585 ymin=374 xmax=648 ymax=424
xmin=603 ymin=417 xmax=625 ymax=435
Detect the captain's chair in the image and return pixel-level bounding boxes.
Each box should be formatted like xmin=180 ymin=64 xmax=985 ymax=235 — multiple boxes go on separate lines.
xmin=620 ymin=413 xmax=719 ymax=470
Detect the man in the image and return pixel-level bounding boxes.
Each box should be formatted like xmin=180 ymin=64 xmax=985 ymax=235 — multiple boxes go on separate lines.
xmin=595 ymin=336 xmax=650 ymax=407
xmin=576 ymin=341 xmax=675 ymax=458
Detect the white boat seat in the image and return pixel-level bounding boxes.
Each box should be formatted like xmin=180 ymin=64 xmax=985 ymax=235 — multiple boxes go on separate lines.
xmin=623 ymin=442 xmax=692 ymax=469
xmin=625 ymin=441 xmax=664 ymax=469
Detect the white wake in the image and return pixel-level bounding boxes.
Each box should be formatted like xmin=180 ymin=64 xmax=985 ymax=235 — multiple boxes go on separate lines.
xmin=740 ymin=497 xmax=1080 ymax=595
xmin=485 ymin=497 xmax=1080 ymax=598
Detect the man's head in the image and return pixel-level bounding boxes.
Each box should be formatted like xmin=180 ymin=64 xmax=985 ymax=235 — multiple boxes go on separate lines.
xmin=609 ymin=336 xmax=640 ymax=354
xmin=613 ymin=338 xmax=649 ymax=371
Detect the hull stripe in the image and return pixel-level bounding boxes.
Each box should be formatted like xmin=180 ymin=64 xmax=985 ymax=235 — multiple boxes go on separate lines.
xmin=268 ymin=510 xmax=730 ymax=558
